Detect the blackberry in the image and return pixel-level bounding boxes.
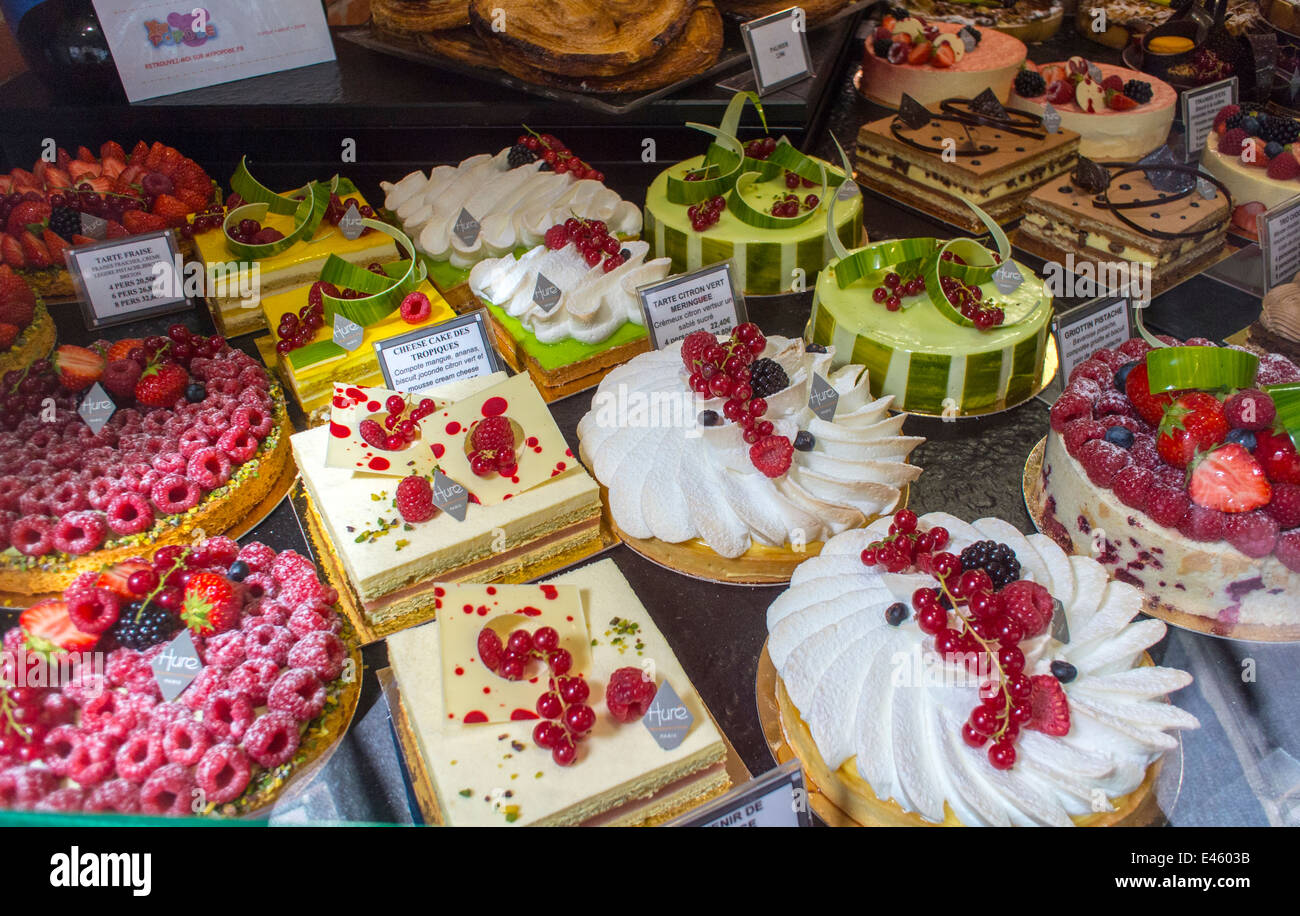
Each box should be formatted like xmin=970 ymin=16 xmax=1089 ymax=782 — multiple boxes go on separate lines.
xmin=959 ymin=540 xmax=1021 ymax=590
xmin=804 ymin=341 xmax=827 ymax=353
xmin=1223 ymin=111 xmax=1244 ymax=131
xmin=1013 ymin=69 xmax=1046 ymax=98
xmin=1122 ymin=79 xmax=1153 ymax=104
xmin=108 ymin=603 xmax=179 ymax=651
xmin=748 ymin=358 xmax=789 ymax=398
xmin=1260 ymin=115 xmax=1300 ymax=145
xmin=506 ymin=143 xmax=536 ymax=169
xmin=48 ymin=206 xmax=80 ymax=241
xmin=872 ymin=37 xmax=893 ymax=58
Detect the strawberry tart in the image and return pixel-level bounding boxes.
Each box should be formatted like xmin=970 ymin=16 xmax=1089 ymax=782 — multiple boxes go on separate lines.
xmin=0 ymin=267 xmax=53 ymax=380
xmin=768 ymin=509 xmax=1199 ymax=826
xmin=1201 ymin=105 xmax=1300 ymax=238
xmin=576 ymin=326 xmax=924 ymax=582
xmin=859 ymin=14 xmax=1027 ymax=108
xmin=0 ymin=538 xmax=359 ymax=815
xmin=1008 ymin=58 xmax=1175 ymax=160
xmin=0 ymin=326 xmax=292 ymax=597
xmin=1037 ymin=336 xmax=1300 ymax=638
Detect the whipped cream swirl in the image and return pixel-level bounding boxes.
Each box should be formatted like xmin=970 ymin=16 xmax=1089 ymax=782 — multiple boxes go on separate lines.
xmin=577 ymin=336 xmax=923 ymax=557
xmin=767 ymin=512 xmax=1200 ymax=826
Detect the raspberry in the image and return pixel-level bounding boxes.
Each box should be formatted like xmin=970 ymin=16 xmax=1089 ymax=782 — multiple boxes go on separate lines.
xmin=114 ymin=730 xmax=166 ymax=782
xmin=1223 ymin=389 xmax=1277 ymax=431
xmin=66 ymin=587 xmax=120 ymax=634
xmin=1276 ymin=531 xmax=1300 ymax=573
xmin=605 ymin=667 xmax=658 ymax=723
xmin=1218 ymin=127 xmax=1246 ymax=154
xmin=179 ymin=665 xmax=225 ymax=711
xmin=1265 ymin=482 xmax=1300 ymax=529
xmin=287 ymin=607 xmax=332 ymax=640
xmin=135 ymin=468 xmax=163 ymax=495
xmin=105 ymin=491 xmax=154 ymax=536
xmin=35 ymin=787 xmax=87 ymax=813
xmin=240 ymin=571 xmax=276 ymax=601
xmin=146 ymin=702 xmax=189 ymax=735
xmin=1145 ymin=486 xmax=1190 ymax=528
xmin=1257 ymin=353 xmax=1300 ymax=386
xmin=1094 ymin=390 xmax=1135 ymax=418
xmin=268 ymin=667 xmax=326 ymax=722
xmin=1225 ymin=510 xmax=1279 ymax=558
xmin=67 ymin=733 xmax=117 ymax=786
xmin=86 ymin=478 xmax=119 ymax=510
xmin=270 ymin=550 xmax=314 ymax=584
xmin=228 ymin=658 xmax=280 ymax=705
xmin=42 ymin=725 xmax=81 ymax=777
xmin=85 ymin=778 xmax=140 ymax=813
xmin=232 ymin=406 xmax=273 ymax=438
xmin=680 ymin=330 xmax=715 ymax=373
xmin=1077 ymin=438 xmax=1130 ymax=487
xmin=202 ymin=691 xmax=255 ymax=743
xmin=237 ymin=542 xmax=276 ymax=574
xmin=101 ymin=358 xmax=143 ymax=399
xmin=1066 ymin=377 xmax=1103 ymax=404
xmin=217 ymin=427 xmax=258 ymax=463
xmin=163 ymin=717 xmax=210 ymax=767
xmin=10 ymin=515 xmax=53 ymax=556
xmin=138 ymin=762 xmax=195 ymax=816
xmin=1112 ymin=465 xmax=1153 ymax=510
xmin=470 ymin=416 xmax=515 ymax=455
xmin=1178 ymin=504 xmax=1228 ymax=542
xmin=244 ymin=624 xmax=294 ymax=666
xmin=750 ymin=434 xmax=793 ymax=478
xmin=0 ymin=767 xmax=57 ymax=807
xmin=186 ymin=447 xmax=231 ymax=489
xmin=202 ymin=536 xmax=240 ymax=569
xmin=996 ymin=580 xmax=1054 ymax=637
xmin=47 ymin=481 xmax=87 ymax=515
xmin=17 ymin=485 xmax=51 ymax=517
xmin=1267 ymin=154 xmax=1300 ymax=181
xmin=1049 ymin=391 xmax=1092 ymax=432
xmin=399 ymin=291 xmax=433 ymax=324
xmin=1129 ymin=435 xmax=1160 ymax=470
xmin=1068 ymin=358 xmax=1112 ymax=388
xmin=150 ymin=475 xmax=200 ymax=515
xmin=242 ymin=710 xmax=300 ymax=768
xmin=178 ymin=428 xmax=211 ymax=458
xmin=204 ymin=631 xmax=246 ymax=669
xmin=1063 ymin=419 xmax=1107 ymax=455
xmin=246 ymin=599 xmax=291 ymax=627
xmin=150 ymin=451 xmax=186 ymax=474
xmin=80 ymin=690 xmax=127 ymax=730
xmin=1151 ymin=462 xmax=1186 ymax=491
xmin=237 ymin=365 xmax=269 ymax=391
xmin=287 ymin=631 xmax=346 ymax=681
xmin=195 ymin=743 xmax=251 ymax=805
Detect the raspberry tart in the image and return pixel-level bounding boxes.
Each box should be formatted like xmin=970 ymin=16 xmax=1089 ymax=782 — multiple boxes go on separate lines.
xmin=577 ymin=326 xmax=923 ymax=583
xmin=1035 ymin=336 xmax=1300 ymax=639
xmin=0 ymin=538 xmax=360 ymax=816
xmin=766 ymin=510 xmax=1199 ymax=826
xmin=0 ymin=327 xmax=293 ymax=598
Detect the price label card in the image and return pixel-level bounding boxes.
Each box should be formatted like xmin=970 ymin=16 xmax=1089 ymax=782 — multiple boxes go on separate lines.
xmin=1260 ymin=194 xmax=1300 ymax=291
xmin=636 ymin=262 xmax=748 ymax=350
xmin=373 ymin=309 xmax=501 ymax=393
xmin=667 ymin=760 xmax=812 ymax=827
xmin=65 ymin=230 xmax=190 ymax=330
xmin=739 ymin=6 xmax=814 ymax=96
xmin=1180 ymin=76 xmax=1238 ymax=162
xmin=1052 ymin=297 xmax=1133 ymax=384
xmin=90 ymin=0 xmax=335 ymax=102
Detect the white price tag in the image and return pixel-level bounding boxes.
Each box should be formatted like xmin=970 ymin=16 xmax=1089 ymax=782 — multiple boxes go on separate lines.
xmin=65 ymin=230 xmax=190 ymax=330
xmin=1052 ymin=297 xmax=1133 ymax=383
xmin=373 ymin=309 xmax=501 ymax=393
xmin=1179 ymin=77 xmax=1238 ymax=162
xmin=636 ymin=262 xmax=748 ymax=349
xmin=1260 ymin=194 xmax=1300 ymax=291
xmin=739 ymin=6 xmax=814 ymax=96
xmin=667 ymin=760 xmax=812 ymax=827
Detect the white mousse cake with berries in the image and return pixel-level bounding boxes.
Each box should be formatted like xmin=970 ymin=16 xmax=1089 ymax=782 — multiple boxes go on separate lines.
xmin=386 ymin=558 xmax=730 ymax=826
xmin=859 ymin=16 xmax=1027 ymax=107
xmin=576 ymin=326 xmax=924 ymax=575
xmin=1040 ymin=337 xmax=1300 ymax=635
xmin=768 ymin=509 xmax=1199 ymax=826
xmin=0 ymin=538 xmax=357 ymax=815
xmin=1201 ymin=105 xmax=1300 ymax=236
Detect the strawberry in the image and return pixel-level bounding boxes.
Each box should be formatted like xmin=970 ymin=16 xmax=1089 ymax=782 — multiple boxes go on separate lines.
xmin=122 ymin=210 xmax=168 ymax=234
xmin=144 ymin=141 xmax=167 ymax=171
xmin=100 ymin=141 xmax=126 ymax=162
xmin=1188 ymin=443 xmax=1271 ymax=513
xmin=1102 ymin=74 xmax=1124 ymax=92
xmin=1040 ymin=64 xmax=1067 ymax=85
xmin=5 ymin=199 xmax=51 ymax=236
xmin=1124 ymin=362 xmax=1179 ymax=426
xmin=96 ymin=559 xmax=153 ymax=599
xmin=906 ymin=40 xmax=933 ymax=65
xmin=41 ymin=229 xmax=68 ymax=264
xmin=66 ymin=160 xmax=101 ymax=182
xmin=932 ymin=43 xmax=955 ymax=68
xmin=0 ymin=265 xmax=35 ymax=315
xmin=1156 ymin=392 xmax=1228 ymax=468
xmin=750 ymin=434 xmax=794 ymax=478
xmin=176 ymin=188 xmax=210 ymax=211
xmin=181 ymin=571 xmax=240 ymax=636
xmin=106 ymin=338 xmax=144 ymax=362
xmin=53 ymin=343 xmax=105 ymax=390
xmin=1 ymin=235 xmax=24 ymax=268
xmin=133 ymin=360 xmax=188 ymax=407
xmin=76 ymin=145 xmax=96 ymax=163
xmin=129 ymin=140 xmax=149 ymax=165
xmin=20 ymin=599 xmax=98 ymax=658
xmin=157 ymin=147 xmax=183 ymax=179
xmin=70 ymin=234 xmax=97 ymax=246
xmin=1025 ymin=675 xmax=1070 ymax=736
xmin=18 ymin=232 xmax=50 ymax=268
xmin=100 ymin=156 xmax=125 ymax=180
xmin=148 ymin=194 xmax=190 ymax=227
xmin=103 ymin=220 xmax=128 ymax=239
xmin=1254 ymin=428 xmax=1300 ymax=484
xmin=56 ymin=147 xmax=73 ymax=170
xmin=0 ymin=323 xmax=18 ymax=350
xmin=1106 ymin=91 xmax=1137 ymax=111
xmin=43 ymin=166 xmax=72 ymax=193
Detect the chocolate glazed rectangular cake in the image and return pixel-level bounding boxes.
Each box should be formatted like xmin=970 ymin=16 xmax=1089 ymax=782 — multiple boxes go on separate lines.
xmin=855 ymin=98 xmax=1079 ymax=231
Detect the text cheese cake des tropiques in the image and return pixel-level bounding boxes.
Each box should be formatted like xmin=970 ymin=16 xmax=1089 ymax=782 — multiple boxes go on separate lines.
xmin=380 ymin=132 xmax=641 ymax=310
xmin=193 ymin=161 xmax=398 ymax=337
xmin=810 ymin=190 xmax=1053 ymax=417
xmin=386 ymin=561 xmax=731 ymax=826
xmin=643 ymin=92 xmax=862 ymax=297
xmin=293 ymin=372 xmax=605 ymax=639
xmin=1040 ymin=331 xmax=1300 ymax=639
xmin=768 ymin=509 xmax=1199 ymax=826
xmin=577 ymin=321 xmax=923 ymax=583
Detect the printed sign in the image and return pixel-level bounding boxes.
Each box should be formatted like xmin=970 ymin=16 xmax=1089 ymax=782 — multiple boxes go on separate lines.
xmin=668 ymin=760 xmax=812 ymax=827
xmin=1260 ymin=195 xmax=1300 ymax=291
xmin=333 ymin=313 xmax=364 ymax=351
xmin=532 ymin=273 xmax=562 ymax=313
xmin=642 ymin=680 xmax=694 ymax=750
xmin=808 ymin=373 xmax=839 ymax=421
xmin=993 ymin=261 xmax=1025 ymax=295
xmin=150 ymin=630 xmax=203 ymax=702
xmin=739 ymin=6 xmax=814 ymax=96
xmin=80 ymin=212 xmax=108 ymax=240
xmin=339 ymin=202 xmax=364 ymax=241
xmin=77 ymin=382 xmax=116 ymax=434
xmin=373 ymin=309 xmax=500 ymax=394
xmin=429 ymin=470 xmax=469 ymax=522
xmin=1180 ymin=77 xmax=1238 ymax=162
xmin=1053 ymin=297 xmax=1133 ymax=384
xmin=65 ymin=231 xmax=190 ymax=330
xmin=453 ymin=208 xmax=481 ymax=247
xmin=91 ymin=0 xmax=335 ymax=102
xmin=636 ymin=262 xmax=747 ymax=350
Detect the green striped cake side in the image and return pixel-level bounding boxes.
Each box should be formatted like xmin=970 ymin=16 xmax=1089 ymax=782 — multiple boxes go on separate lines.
xmin=1004 ymin=321 xmax=1049 ymax=407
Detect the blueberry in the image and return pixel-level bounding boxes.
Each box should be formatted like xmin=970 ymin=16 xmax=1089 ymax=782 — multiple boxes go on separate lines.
xmin=804 ymin=341 xmax=827 ymax=353
xmin=1104 ymin=426 xmax=1134 ymax=448
xmin=794 ymin=430 xmax=815 ymax=451
xmin=185 ymin=382 xmax=206 ymax=403
xmin=1243 ymin=116 xmax=1260 ymax=135
xmin=619 ymin=249 xmax=631 ymax=260
xmin=227 ymin=560 xmax=250 ymax=582
xmin=1050 ymin=660 xmax=1077 ymax=683
xmin=1266 ymin=140 xmax=1285 ymax=159
xmin=1226 ymin=428 xmax=1257 ymax=451
xmin=884 ymin=602 xmax=908 ymax=626
xmin=1114 ymin=361 xmax=1138 ymax=392
xmin=697 ymin=409 xmax=720 ymax=427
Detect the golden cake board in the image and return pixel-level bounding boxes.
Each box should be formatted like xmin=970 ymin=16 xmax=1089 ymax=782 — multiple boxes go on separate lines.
xmin=377 ymin=666 xmax=750 ymax=827
xmin=1023 ymin=436 xmax=1300 ymax=642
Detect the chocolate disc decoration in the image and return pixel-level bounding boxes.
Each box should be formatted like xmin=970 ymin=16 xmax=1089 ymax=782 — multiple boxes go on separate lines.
xmin=897 ymin=93 xmax=932 ymax=131
xmin=1071 ymin=156 xmax=1111 ymax=194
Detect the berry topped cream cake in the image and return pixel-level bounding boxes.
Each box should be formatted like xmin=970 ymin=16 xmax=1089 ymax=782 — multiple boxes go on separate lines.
xmin=1037 ymin=336 xmax=1300 ymax=638
xmin=0 ymin=326 xmax=292 ymax=597
xmin=0 ymin=538 xmax=359 ymax=816
xmin=0 ymin=266 xmax=54 ymax=380
xmin=768 ymin=509 xmax=1199 ymax=826
xmin=1201 ymin=105 xmax=1300 ymax=238
xmin=1008 ymin=58 xmax=1175 ymax=160
xmin=577 ymin=324 xmax=923 ymax=583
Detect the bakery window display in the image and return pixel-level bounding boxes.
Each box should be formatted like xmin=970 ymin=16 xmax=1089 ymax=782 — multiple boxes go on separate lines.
xmin=0 ymin=328 xmax=294 ymax=599
xmin=1200 ymin=105 xmax=1300 ymax=239
xmin=577 ymin=323 xmax=923 ymax=583
xmin=384 ymin=560 xmax=733 ymax=826
xmin=0 ymin=538 xmax=360 ymax=815
xmin=764 ymin=509 xmax=1199 ymax=826
xmin=644 ymin=92 xmax=862 ymax=296
xmin=857 ymin=13 xmax=1027 ymax=108
xmin=810 ymin=193 xmax=1054 ymax=416
xmin=1032 ymin=333 xmax=1300 ymax=640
